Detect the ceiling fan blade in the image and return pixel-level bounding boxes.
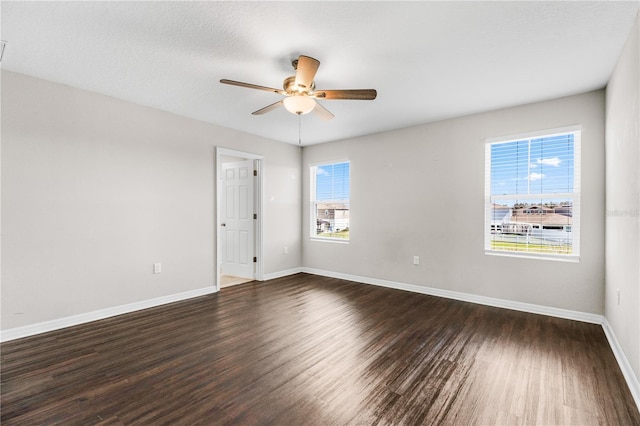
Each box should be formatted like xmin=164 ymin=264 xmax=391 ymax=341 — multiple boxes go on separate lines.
xmin=220 ymin=79 xmax=286 ymax=95
xmin=314 ymin=89 xmax=377 ymax=100
xmin=294 ymin=55 xmax=320 ymax=91
xmin=251 ymin=100 xmax=284 ymax=115
xmin=312 ymin=102 xmax=334 ymax=121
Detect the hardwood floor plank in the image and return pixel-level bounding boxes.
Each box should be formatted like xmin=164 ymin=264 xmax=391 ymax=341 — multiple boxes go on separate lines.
xmin=2 ymin=273 xmax=638 ymax=425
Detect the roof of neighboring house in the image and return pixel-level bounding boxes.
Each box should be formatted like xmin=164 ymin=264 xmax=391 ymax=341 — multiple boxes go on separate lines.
xmin=491 ymin=207 xmax=511 ymax=223
xmin=317 ymin=203 xmax=349 ymax=210
xmin=514 ymin=205 xmax=555 ymax=212
xmin=510 ymin=212 xmax=572 ymax=226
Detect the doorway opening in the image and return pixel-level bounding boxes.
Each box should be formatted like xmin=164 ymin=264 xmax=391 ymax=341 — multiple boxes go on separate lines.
xmin=216 ymin=148 xmax=263 ymax=290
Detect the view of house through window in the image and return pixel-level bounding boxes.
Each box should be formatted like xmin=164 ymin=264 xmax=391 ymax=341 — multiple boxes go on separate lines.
xmin=485 ymin=128 xmax=580 ymax=259
xmin=311 ymin=161 xmax=350 ymax=240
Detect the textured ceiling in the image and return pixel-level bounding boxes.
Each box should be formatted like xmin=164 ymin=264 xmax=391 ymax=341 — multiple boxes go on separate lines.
xmin=2 ymin=1 xmax=639 ymax=146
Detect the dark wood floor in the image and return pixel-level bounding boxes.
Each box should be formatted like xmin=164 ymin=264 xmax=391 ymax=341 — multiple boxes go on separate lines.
xmin=2 ymin=273 xmax=639 ymax=425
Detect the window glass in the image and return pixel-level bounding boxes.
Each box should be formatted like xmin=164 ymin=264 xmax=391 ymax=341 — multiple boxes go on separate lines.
xmin=486 ymin=129 xmax=580 ymax=259
xmin=311 ymin=162 xmax=350 ymax=240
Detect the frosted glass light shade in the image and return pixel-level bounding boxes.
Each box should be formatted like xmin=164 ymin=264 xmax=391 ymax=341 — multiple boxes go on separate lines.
xmin=283 ymin=95 xmax=316 ymax=115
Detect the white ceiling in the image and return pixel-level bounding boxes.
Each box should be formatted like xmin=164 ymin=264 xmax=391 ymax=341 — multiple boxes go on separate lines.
xmin=2 ymin=1 xmax=638 ymax=146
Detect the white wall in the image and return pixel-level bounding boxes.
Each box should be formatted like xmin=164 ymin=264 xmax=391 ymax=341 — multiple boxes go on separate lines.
xmin=1 ymin=71 xmax=301 ymax=330
xmin=605 ymin=12 xmax=640 ymax=384
xmin=303 ymin=90 xmax=605 ymax=314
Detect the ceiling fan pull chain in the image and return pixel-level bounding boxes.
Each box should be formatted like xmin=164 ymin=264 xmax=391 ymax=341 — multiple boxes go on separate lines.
xmin=298 ymin=113 xmax=302 ymax=145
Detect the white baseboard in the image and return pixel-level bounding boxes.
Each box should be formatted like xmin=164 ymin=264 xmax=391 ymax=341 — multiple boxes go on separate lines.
xmin=0 ymin=286 xmax=217 ymax=342
xmin=602 ymin=318 xmax=640 ymax=409
xmin=301 ymin=267 xmax=603 ymax=324
xmin=262 ymin=267 xmax=302 ymax=281
xmin=3 ymin=268 xmax=638 ymax=413
xmin=301 ymin=267 xmax=640 ymax=412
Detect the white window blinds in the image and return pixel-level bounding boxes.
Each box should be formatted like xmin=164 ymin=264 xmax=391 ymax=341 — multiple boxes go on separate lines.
xmin=485 ymin=128 xmax=581 ymax=259
xmin=311 ymin=161 xmax=350 ymax=240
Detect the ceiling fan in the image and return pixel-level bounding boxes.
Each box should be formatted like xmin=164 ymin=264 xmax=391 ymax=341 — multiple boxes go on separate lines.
xmin=220 ymin=55 xmax=377 ymax=121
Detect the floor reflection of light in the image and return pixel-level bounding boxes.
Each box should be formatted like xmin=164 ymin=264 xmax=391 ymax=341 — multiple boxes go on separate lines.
xmin=262 ymin=286 xmax=372 ymax=423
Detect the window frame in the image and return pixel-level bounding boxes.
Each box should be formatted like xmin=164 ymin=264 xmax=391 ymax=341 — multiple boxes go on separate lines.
xmin=310 ymin=160 xmax=351 ymax=243
xmin=484 ymin=126 xmax=581 ymax=262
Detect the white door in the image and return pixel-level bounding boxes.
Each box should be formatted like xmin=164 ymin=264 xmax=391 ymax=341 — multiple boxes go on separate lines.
xmin=221 ymin=160 xmax=254 ymax=279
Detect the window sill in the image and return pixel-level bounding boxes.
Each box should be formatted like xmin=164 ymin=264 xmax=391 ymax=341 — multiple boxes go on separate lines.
xmin=485 ymin=249 xmax=579 ymax=263
xmin=310 ymin=237 xmax=350 ymax=244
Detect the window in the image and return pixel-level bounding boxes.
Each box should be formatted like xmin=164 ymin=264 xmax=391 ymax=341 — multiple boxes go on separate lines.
xmin=310 ymin=161 xmax=350 ymax=240
xmin=485 ymin=127 xmax=580 ymax=260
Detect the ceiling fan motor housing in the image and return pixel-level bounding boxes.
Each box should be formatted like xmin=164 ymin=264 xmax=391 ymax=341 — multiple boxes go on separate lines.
xmin=284 ymin=76 xmax=315 ymax=94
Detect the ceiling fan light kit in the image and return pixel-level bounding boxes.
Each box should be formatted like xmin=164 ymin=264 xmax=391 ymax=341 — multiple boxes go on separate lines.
xmin=220 ymin=55 xmax=377 ymax=120
xmin=283 ymin=95 xmax=316 ymax=115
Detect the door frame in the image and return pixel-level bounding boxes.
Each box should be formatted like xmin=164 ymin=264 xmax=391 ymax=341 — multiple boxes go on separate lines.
xmin=216 ymin=147 xmax=264 ymax=291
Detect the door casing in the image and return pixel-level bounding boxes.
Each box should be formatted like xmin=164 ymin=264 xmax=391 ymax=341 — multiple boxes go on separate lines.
xmin=216 ymin=147 xmax=264 ymax=291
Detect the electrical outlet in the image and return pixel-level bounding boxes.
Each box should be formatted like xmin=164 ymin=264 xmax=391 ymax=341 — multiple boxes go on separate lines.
xmin=413 ymin=256 xmax=420 ymax=265
xmin=154 ymin=263 xmax=161 ymax=274
xmin=284 ymin=246 xmax=288 ymax=254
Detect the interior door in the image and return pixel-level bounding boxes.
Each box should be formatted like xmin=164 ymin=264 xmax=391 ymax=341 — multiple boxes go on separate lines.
xmin=221 ymin=159 xmax=255 ymax=279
